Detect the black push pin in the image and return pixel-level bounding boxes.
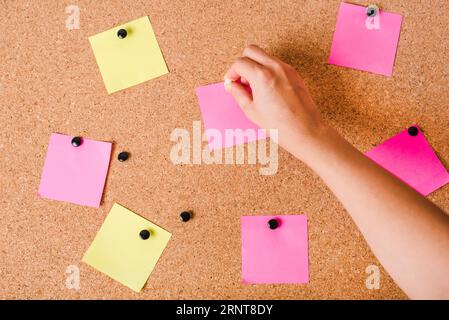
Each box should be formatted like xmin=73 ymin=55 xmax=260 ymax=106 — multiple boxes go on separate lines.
xmin=118 ymin=151 xmax=130 ymax=162
xmin=139 ymin=229 xmax=150 ymax=240
xmin=408 ymin=126 xmax=419 ymax=137
xmin=268 ymin=218 xmax=279 ymax=230
xmin=366 ymin=4 xmax=379 ymax=17
xmin=71 ymin=136 xmax=83 ymax=147
xmin=117 ymin=28 xmax=127 ymax=39
xmin=179 ymin=211 xmax=191 ymax=222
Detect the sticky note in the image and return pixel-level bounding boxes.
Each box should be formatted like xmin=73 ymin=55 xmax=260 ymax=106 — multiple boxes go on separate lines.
xmin=83 ymin=203 xmax=171 ymax=292
xmin=241 ymin=215 xmax=309 ymax=284
xmin=38 ymin=133 xmax=111 ymax=208
xmin=89 ymin=16 xmax=168 ymax=94
xmin=328 ymin=2 xmax=403 ymax=76
xmin=366 ymin=126 xmax=449 ymax=196
xmin=195 ymin=82 xmax=266 ymax=150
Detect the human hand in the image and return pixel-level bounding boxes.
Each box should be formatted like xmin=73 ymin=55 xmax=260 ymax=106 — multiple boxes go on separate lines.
xmin=224 ymin=45 xmax=328 ymax=161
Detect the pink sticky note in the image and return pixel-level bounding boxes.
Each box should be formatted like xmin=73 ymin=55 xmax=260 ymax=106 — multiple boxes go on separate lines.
xmin=329 ymin=2 xmax=403 ymax=76
xmin=195 ymin=82 xmax=266 ymax=150
xmin=38 ymin=133 xmax=112 ymax=207
xmin=241 ymin=215 xmax=309 ymax=284
xmin=366 ymin=126 xmax=449 ymax=196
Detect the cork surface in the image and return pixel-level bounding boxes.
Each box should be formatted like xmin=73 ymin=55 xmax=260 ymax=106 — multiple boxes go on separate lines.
xmin=1 ymin=0 xmax=448 ymax=299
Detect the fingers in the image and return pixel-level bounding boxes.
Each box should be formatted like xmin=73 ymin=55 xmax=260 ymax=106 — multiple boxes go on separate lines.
xmin=243 ymin=44 xmax=279 ymax=67
xmin=223 ymin=56 xmax=255 ymax=115
xmin=224 ymin=45 xmax=285 ymax=87
xmin=224 ymin=81 xmax=253 ymax=115
xmin=224 ymin=56 xmax=264 ymax=84
xmin=240 ymin=77 xmax=249 ymax=85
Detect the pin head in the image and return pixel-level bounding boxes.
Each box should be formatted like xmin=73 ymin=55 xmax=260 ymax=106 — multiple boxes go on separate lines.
xmin=71 ymin=136 xmax=83 ymax=147
xmin=366 ymin=4 xmax=379 ymax=17
xmin=179 ymin=211 xmax=191 ymax=222
xmin=139 ymin=229 xmax=150 ymax=240
xmin=117 ymin=29 xmax=127 ymax=39
xmin=268 ymin=218 xmax=279 ymax=230
xmin=118 ymin=151 xmax=129 ymax=162
xmin=407 ymin=126 xmax=419 ymax=137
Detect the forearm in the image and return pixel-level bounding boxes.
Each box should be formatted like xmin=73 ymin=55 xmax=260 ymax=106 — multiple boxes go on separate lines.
xmin=290 ymin=125 xmax=449 ymax=299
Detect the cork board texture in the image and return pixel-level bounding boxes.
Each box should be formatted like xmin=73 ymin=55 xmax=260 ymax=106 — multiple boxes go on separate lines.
xmin=1 ymin=0 xmax=448 ymax=299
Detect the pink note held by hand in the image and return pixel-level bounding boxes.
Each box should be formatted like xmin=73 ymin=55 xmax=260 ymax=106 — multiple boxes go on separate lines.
xmin=195 ymin=82 xmax=266 ymax=150
xmin=38 ymin=133 xmax=112 ymax=207
xmin=366 ymin=126 xmax=449 ymax=196
xmin=241 ymin=215 xmax=309 ymax=284
xmin=329 ymin=2 xmax=403 ymax=76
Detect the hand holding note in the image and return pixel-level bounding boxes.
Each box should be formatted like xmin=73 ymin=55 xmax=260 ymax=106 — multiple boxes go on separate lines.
xmin=195 ymin=82 xmax=265 ymax=150
xmin=223 ymin=45 xmax=325 ymax=161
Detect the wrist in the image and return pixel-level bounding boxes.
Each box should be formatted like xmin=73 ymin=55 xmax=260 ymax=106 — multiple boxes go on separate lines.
xmin=290 ymin=123 xmax=342 ymax=166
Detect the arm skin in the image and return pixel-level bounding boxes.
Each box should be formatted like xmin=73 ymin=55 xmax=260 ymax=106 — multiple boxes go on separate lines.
xmin=224 ymin=45 xmax=449 ymax=299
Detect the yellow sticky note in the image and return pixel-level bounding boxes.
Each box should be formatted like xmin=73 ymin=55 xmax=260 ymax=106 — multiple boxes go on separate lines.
xmin=89 ymin=16 xmax=169 ymax=94
xmin=82 ymin=203 xmax=171 ymax=292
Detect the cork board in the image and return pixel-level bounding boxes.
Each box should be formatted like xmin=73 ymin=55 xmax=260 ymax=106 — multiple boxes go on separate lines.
xmin=1 ymin=0 xmax=448 ymax=299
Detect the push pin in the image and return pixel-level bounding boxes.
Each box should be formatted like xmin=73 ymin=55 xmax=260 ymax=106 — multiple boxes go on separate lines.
xmin=71 ymin=136 xmax=83 ymax=147
xmin=366 ymin=4 xmax=379 ymax=17
xmin=139 ymin=229 xmax=150 ymax=240
xmin=117 ymin=28 xmax=127 ymax=39
xmin=179 ymin=211 xmax=191 ymax=222
xmin=268 ymin=218 xmax=279 ymax=230
xmin=407 ymin=126 xmax=419 ymax=137
xmin=118 ymin=151 xmax=130 ymax=162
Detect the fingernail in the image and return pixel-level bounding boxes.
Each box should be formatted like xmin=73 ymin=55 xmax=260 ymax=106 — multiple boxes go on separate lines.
xmin=224 ymin=78 xmax=232 ymax=87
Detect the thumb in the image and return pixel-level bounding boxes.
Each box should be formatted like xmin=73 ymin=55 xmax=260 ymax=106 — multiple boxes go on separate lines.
xmin=224 ymin=79 xmax=253 ymax=115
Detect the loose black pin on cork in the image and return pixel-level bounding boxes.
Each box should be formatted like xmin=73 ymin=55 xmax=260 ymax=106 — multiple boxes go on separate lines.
xmin=117 ymin=28 xmax=127 ymax=39
xmin=408 ymin=126 xmax=419 ymax=137
xmin=118 ymin=151 xmax=130 ymax=162
xmin=71 ymin=136 xmax=83 ymax=147
xmin=268 ymin=218 xmax=279 ymax=230
xmin=179 ymin=211 xmax=191 ymax=222
xmin=139 ymin=229 xmax=150 ymax=240
xmin=366 ymin=4 xmax=379 ymax=17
